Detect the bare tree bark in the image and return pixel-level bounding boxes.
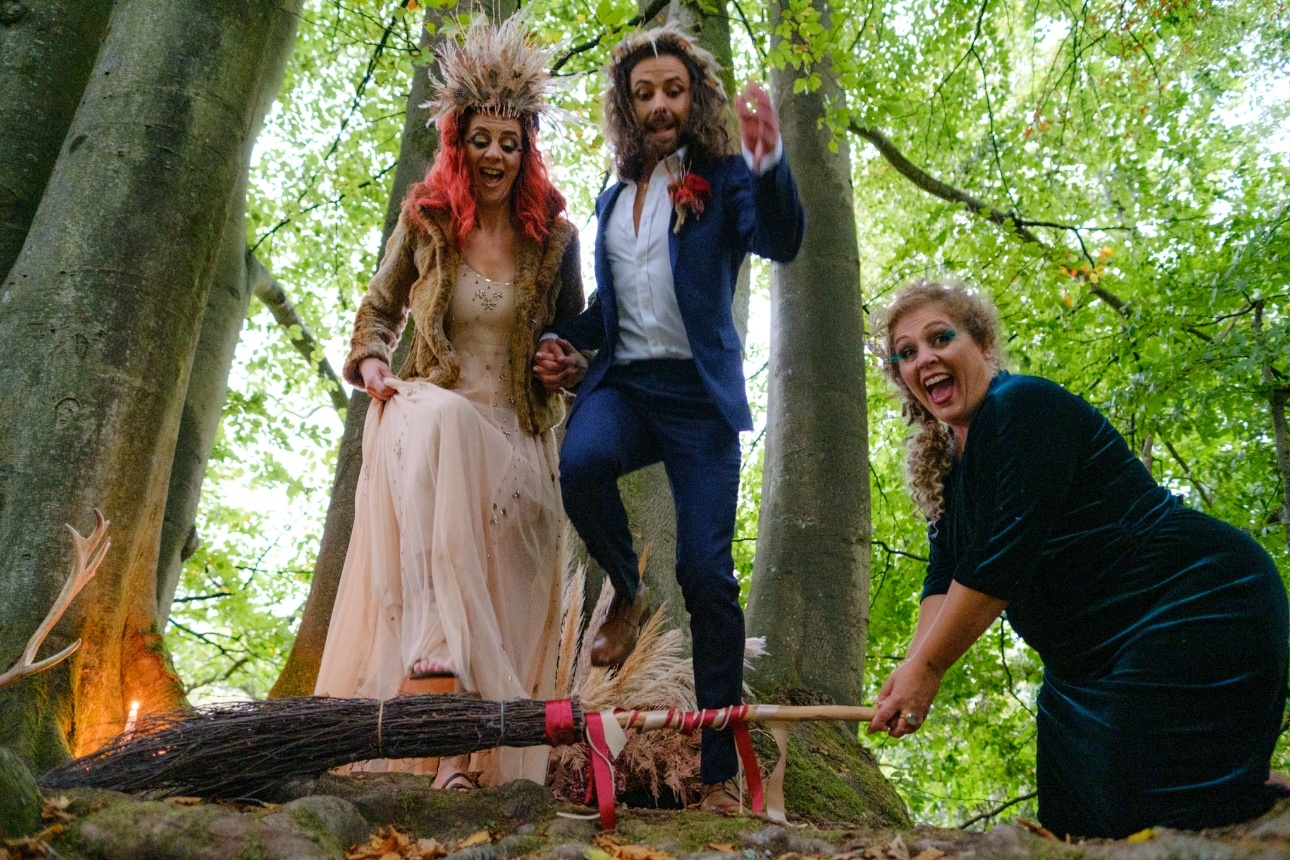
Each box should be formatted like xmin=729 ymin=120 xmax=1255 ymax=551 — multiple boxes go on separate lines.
xmin=0 ymin=0 xmax=114 ymax=281
xmin=746 ymin=0 xmax=870 ymax=707
xmin=268 ymin=1 xmax=482 ymax=698
xmin=0 ymin=0 xmax=302 ymax=768
xmin=155 ymin=28 xmax=299 ymax=626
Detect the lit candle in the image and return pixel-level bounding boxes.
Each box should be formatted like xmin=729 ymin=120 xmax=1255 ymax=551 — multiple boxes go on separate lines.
xmin=123 ymin=700 xmax=140 ymax=739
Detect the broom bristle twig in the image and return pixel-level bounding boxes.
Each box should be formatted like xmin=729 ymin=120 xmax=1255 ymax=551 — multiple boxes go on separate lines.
xmin=42 ymin=695 xmax=575 ymax=800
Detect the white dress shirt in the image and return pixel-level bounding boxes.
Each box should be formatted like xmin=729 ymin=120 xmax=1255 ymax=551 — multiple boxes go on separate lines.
xmin=607 ymin=154 xmax=692 ymax=363
xmin=541 ymin=138 xmax=783 ymax=359
xmin=607 ymin=140 xmax=783 ymax=364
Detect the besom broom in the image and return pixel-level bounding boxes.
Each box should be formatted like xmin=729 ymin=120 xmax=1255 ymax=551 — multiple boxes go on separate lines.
xmin=41 ymin=696 xmax=876 ymax=800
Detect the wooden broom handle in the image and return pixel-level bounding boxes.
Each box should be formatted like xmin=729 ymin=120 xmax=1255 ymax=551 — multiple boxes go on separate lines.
xmin=612 ymin=703 xmax=877 ymax=731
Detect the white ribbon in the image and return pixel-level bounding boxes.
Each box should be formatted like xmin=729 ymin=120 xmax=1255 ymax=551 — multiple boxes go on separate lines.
xmin=598 ymin=708 xmax=630 ymax=758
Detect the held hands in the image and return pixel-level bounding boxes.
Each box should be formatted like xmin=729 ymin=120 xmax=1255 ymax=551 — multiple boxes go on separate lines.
xmin=736 ymin=81 xmax=779 ymax=172
xmin=866 ymin=657 xmax=945 ymax=739
xmin=359 ymin=357 xmax=399 ymax=402
xmin=532 ymin=337 xmax=588 ymax=393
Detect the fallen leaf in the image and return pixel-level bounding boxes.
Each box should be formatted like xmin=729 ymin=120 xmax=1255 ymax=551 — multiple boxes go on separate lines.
xmin=165 ymin=796 xmax=205 ymax=806
xmin=885 ymin=835 xmax=910 ymax=860
xmin=40 ymin=796 xmax=73 ymax=824
xmin=415 ymin=838 xmax=449 ymax=858
xmin=594 ymin=835 xmax=624 ymax=850
xmin=909 ymin=849 xmax=945 ymax=860
xmin=585 ymin=848 xmax=614 ymax=860
xmin=1125 ymin=828 xmax=1156 ymax=843
xmin=348 ymin=826 xmax=417 ymax=860
xmin=456 ymin=830 xmax=492 ymax=849
xmin=614 ymin=846 xmax=674 ymax=860
xmin=1015 ymin=819 xmax=1058 ymax=841
xmin=707 ymin=845 xmax=736 ymax=853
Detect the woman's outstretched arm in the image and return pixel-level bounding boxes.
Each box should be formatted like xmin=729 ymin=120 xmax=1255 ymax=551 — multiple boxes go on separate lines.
xmin=868 ymin=582 xmax=1006 ymax=738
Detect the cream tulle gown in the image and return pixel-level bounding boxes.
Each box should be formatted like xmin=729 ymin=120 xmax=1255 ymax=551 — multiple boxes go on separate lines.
xmin=315 ymin=263 xmax=564 ymax=785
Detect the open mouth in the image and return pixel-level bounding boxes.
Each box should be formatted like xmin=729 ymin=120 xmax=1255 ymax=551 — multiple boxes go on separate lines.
xmin=645 ymin=114 xmax=677 ymax=136
xmin=478 ymin=167 xmax=506 ymax=185
xmin=923 ymin=372 xmax=954 ymax=406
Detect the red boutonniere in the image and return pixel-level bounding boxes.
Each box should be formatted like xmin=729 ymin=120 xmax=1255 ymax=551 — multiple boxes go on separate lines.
xmin=666 ymin=163 xmax=711 ymax=234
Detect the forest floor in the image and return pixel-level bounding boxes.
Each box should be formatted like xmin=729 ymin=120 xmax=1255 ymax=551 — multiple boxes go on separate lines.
xmin=6 ymin=774 xmax=1290 ymax=860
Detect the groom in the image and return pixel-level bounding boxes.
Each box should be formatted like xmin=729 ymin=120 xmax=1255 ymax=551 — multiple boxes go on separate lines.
xmin=533 ymin=23 xmax=804 ymax=811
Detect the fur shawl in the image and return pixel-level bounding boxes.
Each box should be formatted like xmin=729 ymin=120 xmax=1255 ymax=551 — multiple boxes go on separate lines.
xmin=343 ymin=206 xmax=583 ymax=435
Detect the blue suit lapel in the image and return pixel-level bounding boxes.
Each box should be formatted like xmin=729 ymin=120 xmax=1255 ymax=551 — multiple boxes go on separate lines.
xmin=596 ymin=182 xmax=629 ymax=344
xmin=668 ymin=159 xmax=716 ymax=296
xmin=668 ymin=209 xmax=680 ymax=272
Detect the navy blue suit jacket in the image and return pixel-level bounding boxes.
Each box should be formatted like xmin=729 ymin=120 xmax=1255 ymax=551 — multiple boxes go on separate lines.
xmin=554 ymin=153 xmax=805 ymax=432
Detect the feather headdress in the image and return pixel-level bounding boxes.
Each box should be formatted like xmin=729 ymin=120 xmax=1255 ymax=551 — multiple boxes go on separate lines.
xmin=421 ymin=13 xmax=563 ymax=127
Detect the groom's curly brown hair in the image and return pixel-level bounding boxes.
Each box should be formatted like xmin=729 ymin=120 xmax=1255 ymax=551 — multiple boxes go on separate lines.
xmin=604 ymin=24 xmax=734 ymax=182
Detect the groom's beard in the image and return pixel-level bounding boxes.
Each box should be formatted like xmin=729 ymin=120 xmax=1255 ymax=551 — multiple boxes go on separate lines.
xmin=641 ymin=107 xmax=689 ymax=162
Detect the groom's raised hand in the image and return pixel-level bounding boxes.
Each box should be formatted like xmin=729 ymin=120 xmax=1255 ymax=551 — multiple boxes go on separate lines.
xmin=736 ymin=81 xmax=779 ymax=172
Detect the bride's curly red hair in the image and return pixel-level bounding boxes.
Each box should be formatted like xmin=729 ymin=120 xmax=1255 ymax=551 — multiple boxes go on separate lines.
xmin=403 ymin=110 xmax=566 ymax=246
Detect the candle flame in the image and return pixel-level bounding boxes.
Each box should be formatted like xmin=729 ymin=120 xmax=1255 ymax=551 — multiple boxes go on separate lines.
xmin=123 ymin=700 xmax=140 ymax=739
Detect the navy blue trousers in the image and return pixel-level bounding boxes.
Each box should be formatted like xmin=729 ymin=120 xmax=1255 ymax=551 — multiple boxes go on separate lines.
xmin=560 ymin=359 xmax=744 ymax=784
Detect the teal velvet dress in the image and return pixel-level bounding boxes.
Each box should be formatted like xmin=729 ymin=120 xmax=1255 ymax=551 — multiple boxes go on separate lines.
xmin=923 ymin=372 xmax=1288 ymax=838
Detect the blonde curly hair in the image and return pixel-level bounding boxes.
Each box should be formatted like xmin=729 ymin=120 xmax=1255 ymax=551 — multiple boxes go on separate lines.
xmin=871 ymin=280 xmax=1002 ymax=522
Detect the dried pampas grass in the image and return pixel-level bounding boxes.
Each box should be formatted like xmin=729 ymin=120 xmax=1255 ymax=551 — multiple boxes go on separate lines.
xmin=547 ymin=563 xmax=764 ymax=806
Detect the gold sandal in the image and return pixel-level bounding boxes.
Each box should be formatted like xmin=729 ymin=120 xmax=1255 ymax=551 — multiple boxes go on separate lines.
xmin=438 ymin=771 xmax=478 ymax=792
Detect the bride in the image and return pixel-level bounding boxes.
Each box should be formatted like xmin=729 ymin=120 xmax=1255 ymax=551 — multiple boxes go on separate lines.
xmin=314 ymin=16 xmax=585 ymax=790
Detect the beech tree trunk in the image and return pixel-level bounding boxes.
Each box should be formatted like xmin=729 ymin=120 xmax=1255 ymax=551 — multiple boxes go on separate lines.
xmin=745 ymin=0 xmax=870 ymax=706
xmin=0 ymin=0 xmax=302 ymax=768
xmin=270 ymin=3 xmax=471 ymax=698
xmin=0 ymin=0 xmax=114 ymax=281
xmin=155 ymin=36 xmax=298 ymax=624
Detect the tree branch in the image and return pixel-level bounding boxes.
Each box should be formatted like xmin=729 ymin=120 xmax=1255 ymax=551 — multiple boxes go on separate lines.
xmin=1160 ymin=433 xmax=1213 ymax=510
xmin=1254 ymin=299 xmax=1290 ymax=549
xmin=870 ymin=539 xmax=929 ymax=563
xmin=847 ymin=121 xmax=1133 ymax=315
xmin=246 ymin=251 xmax=349 ymax=417
xmin=295 ymin=0 xmax=412 ymax=204
xmin=550 ymin=0 xmax=671 ymax=73
xmin=730 ymin=0 xmax=767 ymax=61
xmin=959 ymin=790 xmax=1039 ymax=829
xmin=850 ymin=122 xmax=1046 ymax=245
xmin=251 ymin=159 xmax=398 ymax=252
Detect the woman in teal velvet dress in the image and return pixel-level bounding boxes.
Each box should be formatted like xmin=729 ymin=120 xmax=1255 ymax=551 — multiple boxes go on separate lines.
xmin=867 ymin=280 xmax=1288 ymax=839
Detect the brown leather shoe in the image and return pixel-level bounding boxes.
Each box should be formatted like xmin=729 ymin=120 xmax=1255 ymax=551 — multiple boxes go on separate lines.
xmin=589 ymin=584 xmax=650 ymax=669
xmin=698 ymin=778 xmax=742 ymax=815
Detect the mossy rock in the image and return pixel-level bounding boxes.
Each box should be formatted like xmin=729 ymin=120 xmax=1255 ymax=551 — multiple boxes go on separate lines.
xmin=613 ymin=810 xmax=847 ymax=854
xmin=258 ymin=795 xmax=372 ymax=853
xmin=306 ymin=773 xmax=559 ymax=840
xmin=0 ymin=746 xmax=41 ymax=838
xmin=50 ymin=795 xmax=347 ymax=859
xmin=614 ymin=808 xmax=768 ymax=853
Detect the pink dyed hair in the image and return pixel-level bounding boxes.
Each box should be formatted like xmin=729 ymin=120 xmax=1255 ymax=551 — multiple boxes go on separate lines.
xmin=403 ymin=110 xmax=566 ymax=246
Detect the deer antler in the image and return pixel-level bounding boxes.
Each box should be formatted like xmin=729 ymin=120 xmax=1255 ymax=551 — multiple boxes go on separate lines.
xmin=0 ymin=509 xmax=110 ymax=689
